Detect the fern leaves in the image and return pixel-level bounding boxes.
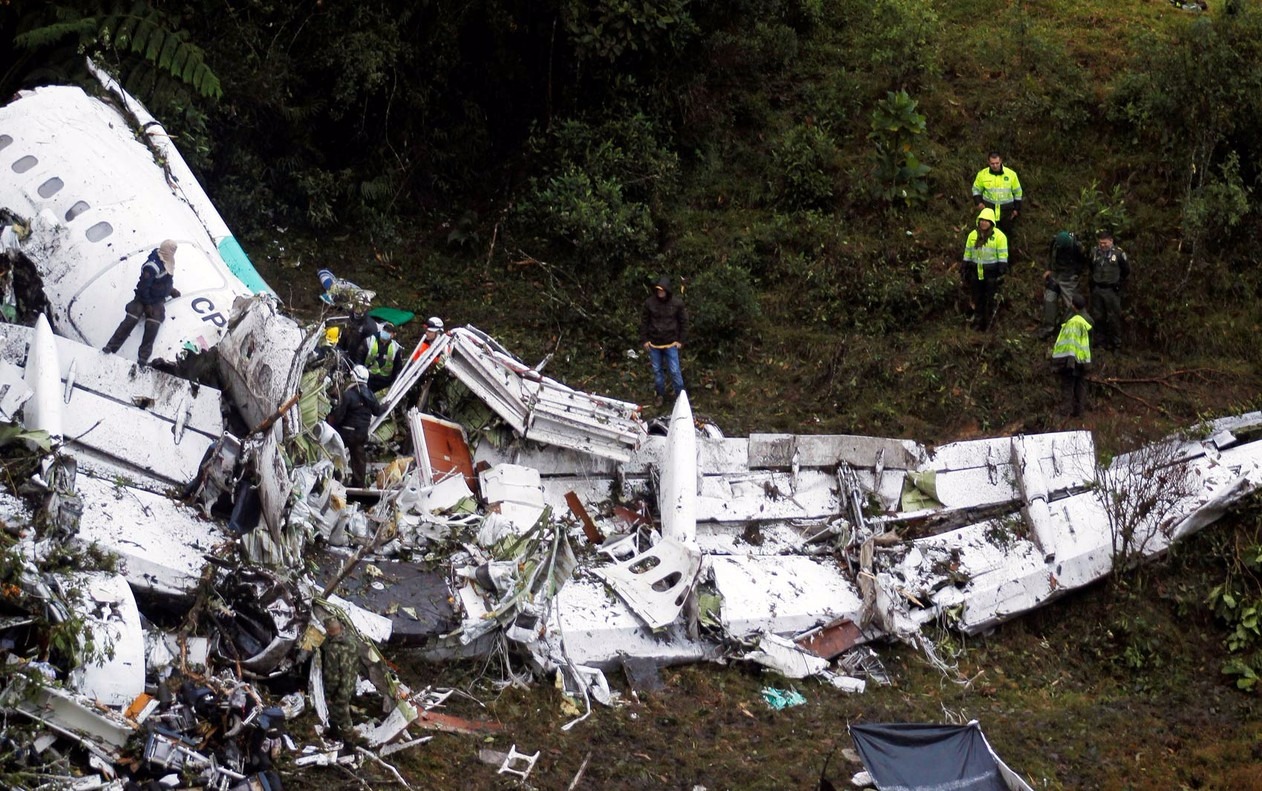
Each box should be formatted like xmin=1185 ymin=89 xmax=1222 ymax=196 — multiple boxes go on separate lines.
xmin=14 ymin=1 xmax=222 ymax=99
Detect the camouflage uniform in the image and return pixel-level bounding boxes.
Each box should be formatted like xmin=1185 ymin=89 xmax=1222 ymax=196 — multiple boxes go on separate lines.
xmin=321 ymin=629 xmax=360 ymax=736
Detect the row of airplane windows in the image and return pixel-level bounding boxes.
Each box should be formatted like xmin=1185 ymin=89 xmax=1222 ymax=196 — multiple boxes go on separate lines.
xmin=1 ymin=132 xmax=114 ymax=242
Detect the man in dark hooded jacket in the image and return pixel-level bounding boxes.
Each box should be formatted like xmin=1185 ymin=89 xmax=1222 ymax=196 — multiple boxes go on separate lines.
xmin=103 ymin=239 xmax=181 ymax=364
xmin=639 ymin=276 xmax=687 ymax=405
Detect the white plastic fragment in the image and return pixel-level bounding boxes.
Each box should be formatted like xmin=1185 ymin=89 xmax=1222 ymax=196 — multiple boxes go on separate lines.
xmin=742 ymin=633 xmax=829 ymax=679
xmin=497 ymin=744 xmax=541 ymax=779
xmin=380 ymin=736 xmax=434 ymax=756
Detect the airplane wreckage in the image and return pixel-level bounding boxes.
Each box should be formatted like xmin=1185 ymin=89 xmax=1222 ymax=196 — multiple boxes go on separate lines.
xmin=0 ymin=64 xmax=1261 ymax=789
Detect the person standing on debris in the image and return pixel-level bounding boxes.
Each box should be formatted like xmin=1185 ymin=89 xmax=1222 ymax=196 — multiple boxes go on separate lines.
xmin=320 ymin=617 xmax=360 ymax=742
xmin=640 ymin=276 xmax=687 ymax=406
xmin=356 ymin=321 xmax=404 ymax=392
xmin=1040 ymin=231 xmax=1088 ymax=339
xmin=1050 ymin=293 xmax=1093 ymax=417
xmin=328 ymin=365 xmax=385 ymax=487
xmin=961 ymin=208 xmax=1009 ymax=331
xmin=972 ymin=152 xmax=1023 ymax=242
xmin=102 ymin=240 xmax=181 ymax=365
xmin=1090 ymin=230 xmax=1130 ymax=352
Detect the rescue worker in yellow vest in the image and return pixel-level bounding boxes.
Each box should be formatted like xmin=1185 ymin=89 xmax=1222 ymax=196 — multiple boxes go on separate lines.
xmin=355 ymin=321 xmax=404 ymax=392
xmin=1050 ymin=293 xmax=1093 ymax=418
xmin=972 ymin=152 xmax=1023 ymax=240
xmin=961 ymin=208 xmax=1009 ymax=331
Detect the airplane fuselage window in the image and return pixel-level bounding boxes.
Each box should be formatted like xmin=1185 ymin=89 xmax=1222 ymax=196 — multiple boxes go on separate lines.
xmin=38 ymin=177 xmax=63 ymax=198
xmin=85 ymin=221 xmax=112 ymax=242
xmin=65 ymin=201 xmax=90 ymax=222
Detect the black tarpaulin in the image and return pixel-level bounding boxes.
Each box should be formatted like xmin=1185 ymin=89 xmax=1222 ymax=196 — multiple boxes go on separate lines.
xmin=849 ymin=722 xmax=1031 ymax=791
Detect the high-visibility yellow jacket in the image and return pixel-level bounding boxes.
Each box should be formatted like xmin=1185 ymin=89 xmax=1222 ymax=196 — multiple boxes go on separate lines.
xmin=972 ymin=166 xmax=1023 ymax=218
xmin=963 ymin=209 xmax=1009 ymax=280
xmin=1052 ymin=313 xmax=1093 ymax=366
xmin=365 ymin=336 xmax=402 ymax=377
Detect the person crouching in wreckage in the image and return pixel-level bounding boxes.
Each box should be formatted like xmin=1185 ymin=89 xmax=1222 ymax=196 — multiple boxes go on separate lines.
xmin=103 ymin=239 xmax=181 ymax=365
xmin=321 ymin=617 xmax=362 ymax=743
xmin=327 ymin=364 xmax=385 ymax=487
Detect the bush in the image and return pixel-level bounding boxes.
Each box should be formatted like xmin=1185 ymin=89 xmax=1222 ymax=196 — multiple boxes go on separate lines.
xmin=513 ymin=167 xmax=656 ymax=266
xmin=869 ymin=90 xmax=931 ymax=206
xmin=1183 ymin=150 xmax=1252 ymax=252
xmin=842 ymin=0 xmax=941 ymax=89
xmin=768 ymin=123 xmax=839 ymax=211
xmin=687 ymin=264 xmax=761 ymax=359
xmin=511 ymin=110 xmax=677 ymax=267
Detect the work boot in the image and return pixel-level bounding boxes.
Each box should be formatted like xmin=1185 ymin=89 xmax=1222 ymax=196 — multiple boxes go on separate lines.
xmin=653 ymin=394 xmax=664 ymax=407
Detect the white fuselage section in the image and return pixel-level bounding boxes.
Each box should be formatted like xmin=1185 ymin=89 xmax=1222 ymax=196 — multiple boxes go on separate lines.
xmin=0 ymin=85 xmax=265 ymax=361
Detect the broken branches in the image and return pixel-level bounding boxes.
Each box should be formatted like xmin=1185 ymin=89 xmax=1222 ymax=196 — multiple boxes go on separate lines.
xmin=1090 ymin=377 xmax=1167 ymax=415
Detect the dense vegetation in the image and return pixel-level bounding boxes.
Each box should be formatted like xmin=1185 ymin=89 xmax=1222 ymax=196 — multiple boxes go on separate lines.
xmin=2 ymin=1 xmax=1261 ymax=786
xmin=5 ymin=1 xmax=1260 ymax=430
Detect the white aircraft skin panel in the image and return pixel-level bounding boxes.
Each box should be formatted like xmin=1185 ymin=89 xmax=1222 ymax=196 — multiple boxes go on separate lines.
xmin=22 ymin=315 xmax=63 ymax=439
xmin=712 ymin=556 xmax=863 ymax=639
xmin=698 ymin=469 xmax=840 ymax=521
xmin=551 ymin=579 xmax=715 ymax=668
xmin=659 ymin=391 xmax=698 ymax=544
xmin=0 ymin=323 xmax=222 ymax=431
xmin=74 ymin=474 xmax=227 ymax=598
xmin=0 ymin=86 xmax=254 ymax=358
xmin=0 ymin=324 xmax=220 ymax=485
xmin=72 ymin=572 xmax=145 ymax=708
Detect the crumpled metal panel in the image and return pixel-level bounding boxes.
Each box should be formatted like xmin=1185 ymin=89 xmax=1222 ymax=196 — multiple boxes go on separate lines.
xmin=443 ymin=328 xmax=644 ymax=461
xmin=217 ymin=297 xmax=317 ymax=433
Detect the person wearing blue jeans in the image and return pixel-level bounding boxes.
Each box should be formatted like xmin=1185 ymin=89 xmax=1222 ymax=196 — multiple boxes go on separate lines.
xmin=640 ymin=276 xmax=687 ymax=405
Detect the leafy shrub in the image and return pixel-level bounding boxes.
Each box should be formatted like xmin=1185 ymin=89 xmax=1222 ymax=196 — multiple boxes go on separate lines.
xmin=1006 ymin=28 xmax=1094 ymax=139
xmin=513 ymin=167 xmax=656 ymax=266
xmin=559 ymin=0 xmax=698 ymax=63
xmin=1206 ymin=512 xmax=1262 ymax=690
xmin=545 ymin=112 xmax=680 ymax=205
xmin=844 ymin=0 xmax=941 ymax=88
xmin=1068 ymin=181 xmax=1130 ymax=242
xmin=869 ymin=90 xmax=931 ymax=206
xmin=769 ymin=123 xmax=839 ymax=211
xmin=1183 ymin=151 xmax=1252 ymax=251
xmin=512 ymin=110 xmax=677 ymax=267
xmin=687 ymin=264 xmax=761 ymax=359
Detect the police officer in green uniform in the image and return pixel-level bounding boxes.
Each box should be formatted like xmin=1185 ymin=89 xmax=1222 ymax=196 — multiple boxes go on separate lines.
xmin=321 ymin=618 xmax=360 ymax=742
xmin=1090 ymin=230 xmax=1130 ymax=351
